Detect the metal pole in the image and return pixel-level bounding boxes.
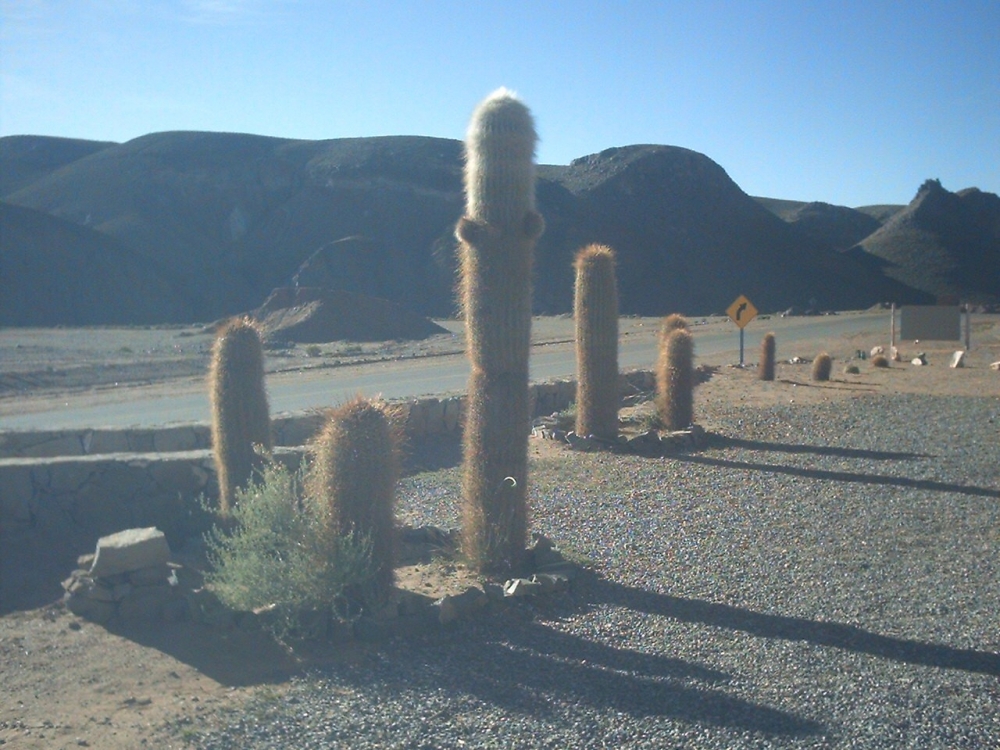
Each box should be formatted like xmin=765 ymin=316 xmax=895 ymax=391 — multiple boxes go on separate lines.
xmin=965 ymin=304 xmax=971 ymax=350
xmin=739 ymin=327 xmax=745 ymax=366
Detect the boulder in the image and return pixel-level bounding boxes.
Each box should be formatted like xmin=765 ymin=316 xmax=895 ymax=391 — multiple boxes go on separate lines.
xmin=949 ymin=351 xmax=966 ymax=368
xmin=90 ymin=527 xmax=171 ymax=579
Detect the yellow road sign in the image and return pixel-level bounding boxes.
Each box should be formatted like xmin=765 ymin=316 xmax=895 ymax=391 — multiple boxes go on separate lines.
xmin=727 ymin=295 xmax=758 ymax=329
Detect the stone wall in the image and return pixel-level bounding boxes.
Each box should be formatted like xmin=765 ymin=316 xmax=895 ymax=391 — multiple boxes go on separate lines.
xmin=0 ymin=370 xmax=654 ymax=607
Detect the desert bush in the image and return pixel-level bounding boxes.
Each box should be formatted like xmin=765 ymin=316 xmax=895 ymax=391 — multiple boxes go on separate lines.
xmin=656 ymin=328 xmax=695 ymax=430
xmin=812 ymin=352 xmax=833 ymax=381
xmin=843 ymin=364 xmax=861 ymax=375
xmin=871 ymin=354 xmax=890 ymax=368
xmin=204 ymin=462 xmax=375 ymax=638
xmin=574 ymin=244 xmax=619 ymax=440
xmin=305 ymin=344 xmax=322 ymax=358
xmin=759 ymin=332 xmax=776 ymax=381
xmin=457 ymin=89 xmax=543 ymax=574
xmin=209 ymin=317 xmax=272 ymax=516
xmin=311 ymin=397 xmax=401 ymax=602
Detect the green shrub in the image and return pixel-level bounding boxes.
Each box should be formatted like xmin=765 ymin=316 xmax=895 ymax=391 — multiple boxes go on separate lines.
xmin=204 ymin=462 xmax=375 ymax=638
xmin=305 ymin=344 xmax=323 ymax=358
xmin=812 ymin=352 xmax=833 ymax=381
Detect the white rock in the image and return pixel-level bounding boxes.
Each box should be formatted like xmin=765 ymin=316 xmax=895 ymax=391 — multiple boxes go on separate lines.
xmin=90 ymin=527 xmax=171 ymax=579
xmin=950 ymin=351 xmax=966 ymax=368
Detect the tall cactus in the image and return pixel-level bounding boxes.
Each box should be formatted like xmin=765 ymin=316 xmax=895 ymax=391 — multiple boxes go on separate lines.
xmin=574 ymin=244 xmax=619 ymax=440
xmin=656 ymin=327 xmax=695 ymax=430
xmin=311 ymin=397 xmax=400 ymax=600
xmin=457 ymin=88 xmax=544 ymax=573
xmin=759 ymin=332 xmax=776 ymax=381
xmin=209 ymin=317 xmax=271 ymax=516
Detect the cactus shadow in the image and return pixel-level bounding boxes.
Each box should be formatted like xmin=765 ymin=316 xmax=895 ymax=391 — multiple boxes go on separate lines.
xmin=710 ymin=435 xmax=931 ymax=460
xmin=586 ymin=575 xmax=1000 ymax=677
xmin=672 ymin=453 xmax=1000 ymax=499
xmin=330 ymin=615 xmax=826 ymax=738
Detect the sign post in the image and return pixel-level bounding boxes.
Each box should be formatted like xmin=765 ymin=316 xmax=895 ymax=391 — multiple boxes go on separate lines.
xmin=726 ymin=294 xmax=758 ymax=366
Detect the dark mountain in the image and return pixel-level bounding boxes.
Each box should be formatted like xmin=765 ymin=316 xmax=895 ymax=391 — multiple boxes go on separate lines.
xmin=3 ymin=131 xmax=978 ymax=327
xmin=785 ymin=202 xmax=883 ymax=251
xmin=856 ymin=179 xmax=1000 ymax=303
xmin=0 ymin=201 xmax=183 ymax=325
xmin=0 ymin=135 xmax=116 ymax=196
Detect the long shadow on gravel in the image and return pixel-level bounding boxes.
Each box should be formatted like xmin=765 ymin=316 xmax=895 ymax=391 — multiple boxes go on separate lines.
xmin=711 ymin=436 xmax=931 ymax=461
xmin=592 ymin=577 xmax=1000 ymax=676
xmin=334 ymin=615 xmax=826 ymax=737
xmin=673 ymin=454 xmax=1000 ymax=499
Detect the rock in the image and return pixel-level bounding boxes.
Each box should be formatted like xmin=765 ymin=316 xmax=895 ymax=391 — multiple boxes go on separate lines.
xmin=90 ymin=528 xmax=171 ymax=579
xmin=532 ymin=573 xmax=570 ymax=592
xmin=127 ymin=564 xmax=171 ymax=587
xmin=528 ymin=534 xmax=564 ymax=568
xmin=950 ymin=351 xmax=966 ymax=368
xmin=627 ymin=430 xmax=662 ymax=455
xmin=870 ymin=346 xmax=884 ymax=358
xmin=564 ymin=432 xmax=594 ymax=451
xmin=435 ymin=586 xmax=487 ymax=624
xmin=911 ymin=354 xmax=927 ymax=366
xmin=891 ymin=346 xmax=902 ymax=362
xmin=504 ymin=578 xmax=543 ymax=597
xmin=117 ymin=584 xmax=176 ymax=623
xmin=64 ymin=592 xmax=116 ymax=624
xmin=991 ymin=361 xmax=1000 ymax=371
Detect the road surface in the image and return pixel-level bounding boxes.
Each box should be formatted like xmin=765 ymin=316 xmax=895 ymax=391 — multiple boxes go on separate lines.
xmin=0 ymin=312 xmax=890 ymax=430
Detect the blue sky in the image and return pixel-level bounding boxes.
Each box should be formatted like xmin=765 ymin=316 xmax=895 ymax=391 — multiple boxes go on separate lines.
xmin=2 ymin=0 xmax=997 ymax=207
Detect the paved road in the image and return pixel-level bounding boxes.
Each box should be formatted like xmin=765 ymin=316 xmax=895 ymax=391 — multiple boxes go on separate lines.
xmin=0 ymin=312 xmax=889 ymax=430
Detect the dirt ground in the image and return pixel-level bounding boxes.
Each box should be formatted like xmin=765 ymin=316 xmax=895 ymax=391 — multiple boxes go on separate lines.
xmin=1 ymin=315 xmax=998 ymax=749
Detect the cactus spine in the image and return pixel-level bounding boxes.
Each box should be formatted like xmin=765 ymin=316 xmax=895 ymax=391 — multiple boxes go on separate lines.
xmin=812 ymin=352 xmax=833 ymax=382
xmin=660 ymin=313 xmax=689 ymax=335
xmin=656 ymin=327 xmax=695 ymax=430
xmin=759 ymin=332 xmax=776 ymax=381
xmin=457 ymin=88 xmax=544 ymax=573
xmin=209 ymin=317 xmax=271 ymax=516
xmin=311 ymin=397 xmax=400 ymax=600
xmin=574 ymin=244 xmax=619 ymax=440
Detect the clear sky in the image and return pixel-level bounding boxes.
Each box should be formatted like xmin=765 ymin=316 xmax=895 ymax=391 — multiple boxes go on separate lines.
xmin=2 ymin=0 xmax=997 ymax=207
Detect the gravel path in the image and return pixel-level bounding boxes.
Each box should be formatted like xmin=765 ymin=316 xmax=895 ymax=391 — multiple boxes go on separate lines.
xmin=192 ymin=392 xmax=1000 ymax=749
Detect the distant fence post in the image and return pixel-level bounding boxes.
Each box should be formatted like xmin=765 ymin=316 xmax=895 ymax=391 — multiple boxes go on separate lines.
xmin=890 ymin=303 xmax=896 ymax=351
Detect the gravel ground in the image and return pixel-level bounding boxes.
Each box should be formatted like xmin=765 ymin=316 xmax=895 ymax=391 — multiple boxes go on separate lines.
xmin=189 ymin=392 xmax=1000 ymax=749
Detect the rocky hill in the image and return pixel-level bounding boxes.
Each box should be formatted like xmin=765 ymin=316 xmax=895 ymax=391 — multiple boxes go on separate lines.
xmin=855 ymin=179 xmax=1000 ymax=304
xmin=5 ymin=131 xmax=990 ymax=327
xmin=0 ymin=201 xmax=183 ymax=325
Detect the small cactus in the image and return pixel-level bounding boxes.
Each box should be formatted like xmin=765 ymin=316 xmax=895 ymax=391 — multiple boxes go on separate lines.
xmin=812 ymin=352 xmax=833 ymax=381
xmin=759 ymin=332 xmax=776 ymax=381
xmin=457 ymin=89 xmax=544 ymax=573
xmin=209 ymin=317 xmax=271 ymax=516
xmin=656 ymin=328 xmax=695 ymax=430
xmin=574 ymin=244 xmax=619 ymax=440
xmin=311 ymin=397 xmax=401 ymax=600
xmin=871 ymin=354 xmax=890 ymax=368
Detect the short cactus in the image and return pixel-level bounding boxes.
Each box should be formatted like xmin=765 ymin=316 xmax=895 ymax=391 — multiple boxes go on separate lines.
xmin=311 ymin=397 xmax=401 ymax=600
xmin=871 ymin=354 xmax=890 ymax=368
xmin=456 ymin=88 xmax=544 ymax=573
xmin=209 ymin=317 xmax=271 ymax=516
xmin=656 ymin=328 xmax=695 ymax=430
xmin=812 ymin=352 xmax=833 ymax=381
xmin=759 ymin=332 xmax=776 ymax=381
xmin=574 ymin=244 xmax=619 ymax=440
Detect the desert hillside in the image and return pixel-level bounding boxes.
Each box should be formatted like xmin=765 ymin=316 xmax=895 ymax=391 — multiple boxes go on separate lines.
xmin=5 ymin=132 xmax=994 ymax=326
